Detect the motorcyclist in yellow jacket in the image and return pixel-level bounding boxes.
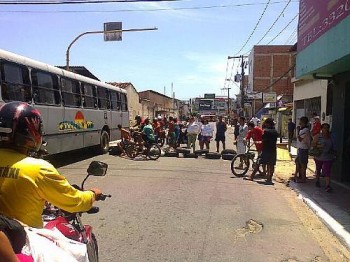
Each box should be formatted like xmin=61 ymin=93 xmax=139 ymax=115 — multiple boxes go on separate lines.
xmin=0 ymin=102 xmax=102 ymax=253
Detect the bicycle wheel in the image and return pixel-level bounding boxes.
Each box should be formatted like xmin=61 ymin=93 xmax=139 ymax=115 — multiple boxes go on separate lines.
xmin=125 ymin=144 xmax=137 ymax=159
xmin=147 ymin=143 xmax=161 ymax=160
xmin=231 ymin=154 xmax=250 ymax=176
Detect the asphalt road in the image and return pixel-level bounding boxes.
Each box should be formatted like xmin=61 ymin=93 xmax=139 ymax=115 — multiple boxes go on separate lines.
xmin=54 ymin=142 xmax=328 ymax=262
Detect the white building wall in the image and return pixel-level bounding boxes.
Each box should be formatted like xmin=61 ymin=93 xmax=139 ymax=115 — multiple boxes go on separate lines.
xmin=293 ymin=79 xmax=329 ymax=123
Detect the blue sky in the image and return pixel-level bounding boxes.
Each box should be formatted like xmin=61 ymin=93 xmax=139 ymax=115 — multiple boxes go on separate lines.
xmin=0 ymin=0 xmax=299 ymax=100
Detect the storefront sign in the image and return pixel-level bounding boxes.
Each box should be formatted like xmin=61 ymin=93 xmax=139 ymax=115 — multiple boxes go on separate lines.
xmin=298 ymin=0 xmax=350 ymax=52
xmin=262 ymin=92 xmax=277 ymax=103
xmin=199 ymin=99 xmax=213 ymax=110
xmin=204 ymin=93 xmax=215 ymax=99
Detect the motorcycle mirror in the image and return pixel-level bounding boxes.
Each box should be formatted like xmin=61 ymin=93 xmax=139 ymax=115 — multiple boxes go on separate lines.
xmin=87 ymin=161 xmax=108 ymax=177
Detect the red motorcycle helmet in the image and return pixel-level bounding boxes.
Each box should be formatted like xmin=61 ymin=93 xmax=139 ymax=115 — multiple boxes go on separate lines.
xmin=0 ymin=101 xmax=43 ymax=152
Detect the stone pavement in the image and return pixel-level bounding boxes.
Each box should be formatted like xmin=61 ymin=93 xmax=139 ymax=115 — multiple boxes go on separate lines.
xmin=277 ymin=142 xmax=350 ymax=250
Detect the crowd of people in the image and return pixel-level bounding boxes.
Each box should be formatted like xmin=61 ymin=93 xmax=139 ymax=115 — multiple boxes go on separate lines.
xmin=0 ymin=100 xmax=338 ymax=260
xmin=291 ymin=114 xmax=337 ymax=192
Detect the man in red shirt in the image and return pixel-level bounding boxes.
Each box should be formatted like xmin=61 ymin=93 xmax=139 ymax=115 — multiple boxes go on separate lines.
xmin=245 ymin=122 xmax=263 ymax=154
xmin=311 ymin=115 xmax=321 ymax=138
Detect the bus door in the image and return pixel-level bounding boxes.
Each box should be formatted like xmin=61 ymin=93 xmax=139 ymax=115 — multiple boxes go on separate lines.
xmin=109 ymin=90 xmax=122 ymax=141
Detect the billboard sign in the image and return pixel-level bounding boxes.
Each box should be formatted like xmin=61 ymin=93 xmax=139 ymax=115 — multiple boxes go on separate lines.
xmin=104 ymin=22 xmax=122 ymax=41
xmin=298 ymin=0 xmax=350 ymax=51
xmin=204 ymin=93 xmax=215 ymax=99
xmin=199 ymin=99 xmax=213 ymax=110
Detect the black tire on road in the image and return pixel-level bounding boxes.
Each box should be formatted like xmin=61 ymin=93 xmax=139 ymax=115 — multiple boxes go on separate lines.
xmin=147 ymin=143 xmax=161 ymax=160
xmin=176 ymin=148 xmax=191 ymax=154
xmin=221 ymin=149 xmax=236 ymax=155
xmin=164 ymin=152 xmax=179 ymax=157
xmin=231 ymin=154 xmax=250 ymax=176
xmin=184 ymin=153 xmax=198 ymax=158
xmin=205 ymin=152 xmax=221 ymax=159
xmin=99 ymin=131 xmax=110 ymax=154
xmin=222 ymin=153 xmax=235 ymax=160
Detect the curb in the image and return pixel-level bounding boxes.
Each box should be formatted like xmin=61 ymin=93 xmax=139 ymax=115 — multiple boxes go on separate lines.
xmin=289 ymin=183 xmax=350 ymax=251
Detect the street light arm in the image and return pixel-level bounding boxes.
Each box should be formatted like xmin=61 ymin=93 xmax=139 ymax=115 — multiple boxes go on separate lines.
xmin=65 ymin=27 xmax=158 ymax=70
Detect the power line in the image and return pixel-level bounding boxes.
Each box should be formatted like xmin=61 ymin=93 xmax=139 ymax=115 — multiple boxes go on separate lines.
xmin=255 ymin=0 xmax=292 ymax=45
xmin=284 ymin=28 xmax=297 ymax=44
xmin=253 ymin=64 xmax=295 ymax=94
xmin=0 ymin=0 xmax=183 ymax=4
xmin=0 ymin=0 xmax=299 ymax=10
xmin=232 ymin=0 xmax=271 ymax=56
xmin=266 ymin=13 xmax=298 ymax=45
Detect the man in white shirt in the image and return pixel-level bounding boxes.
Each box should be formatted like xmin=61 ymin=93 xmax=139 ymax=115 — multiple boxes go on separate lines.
xmin=236 ymin=116 xmax=248 ymax=154
xmin=294 ymin=116 xmax=311 ymax=183
xmin=186 ymin=117 xmax=201 ymax=153
xmin=250 ymin=115 xmax=260 ymax=126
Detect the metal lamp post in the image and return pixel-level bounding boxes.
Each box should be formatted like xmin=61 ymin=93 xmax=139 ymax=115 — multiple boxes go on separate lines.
xmin=65 ymin=27 xmax=158 ymax=71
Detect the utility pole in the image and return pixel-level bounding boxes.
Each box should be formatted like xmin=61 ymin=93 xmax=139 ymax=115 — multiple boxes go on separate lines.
xmin=227 ymin=55 xmax=247 ymax=116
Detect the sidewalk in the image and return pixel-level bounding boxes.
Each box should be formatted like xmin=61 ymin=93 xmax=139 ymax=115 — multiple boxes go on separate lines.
xmin=277 ymin=141 xmax=350 ymax=250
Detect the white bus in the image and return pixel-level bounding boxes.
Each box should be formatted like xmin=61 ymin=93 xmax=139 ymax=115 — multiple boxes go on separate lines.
xmin=0 ymin=49 xmax=129 ymax=155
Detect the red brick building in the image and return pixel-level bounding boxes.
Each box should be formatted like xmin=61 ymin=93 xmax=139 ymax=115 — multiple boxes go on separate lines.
xmin=247 ymin=45 xmax=296 ymax=116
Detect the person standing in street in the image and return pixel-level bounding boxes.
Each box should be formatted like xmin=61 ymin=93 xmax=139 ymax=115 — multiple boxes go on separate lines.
xmin=312 ymin=123 xmax=336 ymax=192
xmin=250 ymin=115 xmax=260 ymax=127
xmin=287 ymin=118 xmax=296 ymax=152
xmin=236 ymin=116 xmax=248 ymax=154
xmin=215 ymin=116 xmax=227 ymax=152
xmin=294 ymin=116 xmax=311 ymax=183
xmin=245 ymin=118 xmax=278 ymax=184
xmin=199 ymin=119 xmax=214 ymax=150
xmin=186 ymin=117 xmax=201 ymax=153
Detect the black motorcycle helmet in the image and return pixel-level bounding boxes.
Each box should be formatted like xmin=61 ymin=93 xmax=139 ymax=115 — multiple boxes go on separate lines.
xmin=0 ymin=102 xmax=43 ymax=153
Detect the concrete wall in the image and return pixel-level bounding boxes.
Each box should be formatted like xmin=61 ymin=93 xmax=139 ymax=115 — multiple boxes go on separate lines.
xmin=123 ymin=84 xmax=142 ymax=126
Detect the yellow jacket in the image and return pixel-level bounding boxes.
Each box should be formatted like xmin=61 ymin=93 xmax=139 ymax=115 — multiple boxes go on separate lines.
xmin=0 ymin=149 xmax=94 ymax=228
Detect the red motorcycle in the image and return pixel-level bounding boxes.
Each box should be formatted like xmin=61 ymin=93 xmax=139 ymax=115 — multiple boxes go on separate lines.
xmin=18 ymin=161 xmax=111 ymax=262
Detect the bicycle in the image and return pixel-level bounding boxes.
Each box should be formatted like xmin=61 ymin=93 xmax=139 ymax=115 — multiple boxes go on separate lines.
xmin=124 ymin=132 xmax=161 ymax=160
xmin=230 ymin=140 xmax=264 ymax=177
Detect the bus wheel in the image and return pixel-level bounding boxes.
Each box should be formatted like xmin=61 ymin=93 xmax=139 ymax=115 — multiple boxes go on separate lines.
xmin=99 ymin=131 xmax=110 ymax=154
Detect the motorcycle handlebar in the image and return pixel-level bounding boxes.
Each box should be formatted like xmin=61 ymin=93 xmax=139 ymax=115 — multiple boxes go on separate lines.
xmin=96 ymin=193 xmax=111 ymax=201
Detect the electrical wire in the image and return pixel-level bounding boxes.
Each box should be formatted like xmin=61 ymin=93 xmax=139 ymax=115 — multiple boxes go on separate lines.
xmin=0 ymin=0 xmax=299 ymax=9
xmin=284 ymin=28 xmax=297 ymax=44
xmin=255 ymin=0 xmax=292 ymax=45
xmin=252 ymin=64 xmax=295 ymax=94
xmin=0 ymin=0 xmax=182 ymax=4
xmin=266 ymin=13 xmax=298 ymax=45
xmin=232 ymin=0 xmax=271 ymax=56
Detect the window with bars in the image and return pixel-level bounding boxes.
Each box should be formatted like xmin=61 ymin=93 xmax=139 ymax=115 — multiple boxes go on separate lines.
xmin=0 ymin=61 xmax=31 ymax=103
xmin=61 ymin=78 xmax=81 ymax=107
xmin=110 ymin=90 xmax=121 ymax=111
xmin=82 ymin=83 xmax=97 ymax=109
xmin=31 ymin=70 xmax=60 ymax=105
xmin=97 ymin=87 xmax=110 ymax=109
xmin=120 ymin=93 xmax=128 ymax=111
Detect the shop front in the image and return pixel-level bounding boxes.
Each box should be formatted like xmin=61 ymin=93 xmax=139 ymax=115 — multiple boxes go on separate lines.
xmin=296 ymin=0 xmax=350 ymax=182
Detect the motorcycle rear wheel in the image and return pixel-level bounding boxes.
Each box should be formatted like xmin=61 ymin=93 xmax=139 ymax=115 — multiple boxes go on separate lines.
xmin=87 ymin=233 xmax=99 ymax=262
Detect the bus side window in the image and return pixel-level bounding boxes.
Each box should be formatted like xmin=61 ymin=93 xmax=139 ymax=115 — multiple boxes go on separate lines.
xmin=61 ymin=78 xmax=81 ymax=107
xmin=0 ymin=61 xmax=31 ymax=103
xmin=82 ymin=83 xmax=97 ymax=109
xmin=31 ymin=70 xmax=60 ymax=105
xmin=97 ymin=87 xmax=109 ymax=110
xmin=121 ymin=93 xmax=128 ymax=112
xmin=110 ymin=90 xmax=120 ymax=111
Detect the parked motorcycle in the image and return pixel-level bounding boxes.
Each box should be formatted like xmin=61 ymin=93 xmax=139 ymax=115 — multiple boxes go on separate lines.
xmin=40 ymin=161 xmax=111 ymax=262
